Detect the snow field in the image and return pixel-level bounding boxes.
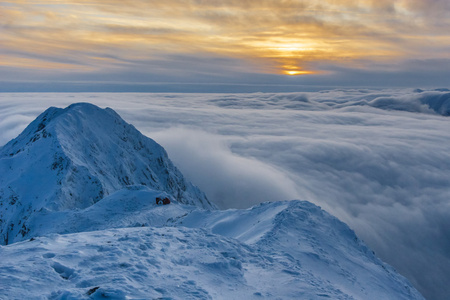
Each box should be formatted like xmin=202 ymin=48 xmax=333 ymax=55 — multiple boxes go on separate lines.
xmin=0 ymin=200 xmax=424 ymax=300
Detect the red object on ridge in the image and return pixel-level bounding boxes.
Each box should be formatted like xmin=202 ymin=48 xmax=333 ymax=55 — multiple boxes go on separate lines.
xmin=156 ymin=197 xmax=171 ymax=205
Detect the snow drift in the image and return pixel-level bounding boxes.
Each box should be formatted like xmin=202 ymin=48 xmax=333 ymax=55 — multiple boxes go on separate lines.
xmin=0 ymin=200 xmax=424 ymax=300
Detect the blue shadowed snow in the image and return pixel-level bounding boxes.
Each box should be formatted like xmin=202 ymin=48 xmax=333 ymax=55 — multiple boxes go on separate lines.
xmin=0 ymin=200 xmax=424 ymax=300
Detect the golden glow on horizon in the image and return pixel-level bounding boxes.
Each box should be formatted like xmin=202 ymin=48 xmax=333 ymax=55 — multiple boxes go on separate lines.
xmin=1 ymin=0 xmax=450 ymax=76
xmin=281 ymin=63 xmax=317 ymax=76
xmin=284 ymin=70 xmax=314 ymax=76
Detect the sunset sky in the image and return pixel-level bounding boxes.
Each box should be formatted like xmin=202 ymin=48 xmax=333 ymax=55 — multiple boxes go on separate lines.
xmin=1 ymin=0 xmax=450 ymax=91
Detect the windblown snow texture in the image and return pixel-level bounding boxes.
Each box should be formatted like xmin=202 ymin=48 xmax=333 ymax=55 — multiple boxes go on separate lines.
xmin=0 ymin=103 xmax=213 ymax=245
xmin=0 ymin=199 xmax=424 ymax=300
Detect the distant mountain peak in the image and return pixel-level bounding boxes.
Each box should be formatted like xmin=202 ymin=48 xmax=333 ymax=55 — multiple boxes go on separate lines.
xmin=0 ymin=103 xmax=214 ymax=244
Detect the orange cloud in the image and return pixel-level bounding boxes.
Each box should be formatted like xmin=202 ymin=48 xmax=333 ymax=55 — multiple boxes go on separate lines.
xmin=1 ymin=0 xmax=449 ymax=76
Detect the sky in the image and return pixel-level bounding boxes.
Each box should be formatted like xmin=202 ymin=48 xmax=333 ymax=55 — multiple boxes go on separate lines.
xmin=1 ymin=0 xmax=450 ymax=92
xmin=0 ymin=90 xmax=449 ymax=299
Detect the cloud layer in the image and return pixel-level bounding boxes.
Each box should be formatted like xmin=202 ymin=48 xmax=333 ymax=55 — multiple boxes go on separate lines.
xmin=1 ymin=89 xmax=450 ymax=299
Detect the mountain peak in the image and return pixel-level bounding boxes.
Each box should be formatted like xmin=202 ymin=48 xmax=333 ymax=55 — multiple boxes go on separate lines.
xmin=0 ymin=103 xmax=214 ymax=244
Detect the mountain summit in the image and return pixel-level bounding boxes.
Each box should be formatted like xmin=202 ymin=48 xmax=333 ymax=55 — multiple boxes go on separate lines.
xmin=0 ymin=103 xmax=424 ymax=299
xmin=0 ymin=103 xmax=213 ymax=245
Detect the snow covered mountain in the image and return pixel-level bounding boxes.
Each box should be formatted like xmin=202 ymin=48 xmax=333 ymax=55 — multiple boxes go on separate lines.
xmin=0 ymin=197 xmax=424 ymax=300
xmin=0 ymin=103 xmax=424 ymax=299
xmin=0 ymin=103 xmax=213 ymax=245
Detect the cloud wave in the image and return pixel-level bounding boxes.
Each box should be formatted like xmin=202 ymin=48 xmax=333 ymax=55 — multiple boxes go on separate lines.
xmin=1 ymin=89 xmax=450 ymax=299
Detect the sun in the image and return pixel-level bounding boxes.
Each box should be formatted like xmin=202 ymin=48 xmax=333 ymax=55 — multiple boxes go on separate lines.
xmin=256 ymin=41 xmax=319 ymax=76
xmin=284 ymin=70 xmax=314 ymax=76
xmin=282 ymin=64 xmax=316 ymax=76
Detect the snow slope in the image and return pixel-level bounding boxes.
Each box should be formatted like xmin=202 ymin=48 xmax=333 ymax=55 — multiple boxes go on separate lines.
xmin=0 ymin=200 xmax=424 ymax=300
xmin=0 ymin=103 xmax=213 ymax=245
xmin=0 ymin=103 xmax=424 ymax=299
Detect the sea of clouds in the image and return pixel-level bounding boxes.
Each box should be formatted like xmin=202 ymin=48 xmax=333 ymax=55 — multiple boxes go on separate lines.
xmin=1 ymin=89 xmax=449 ymax=300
